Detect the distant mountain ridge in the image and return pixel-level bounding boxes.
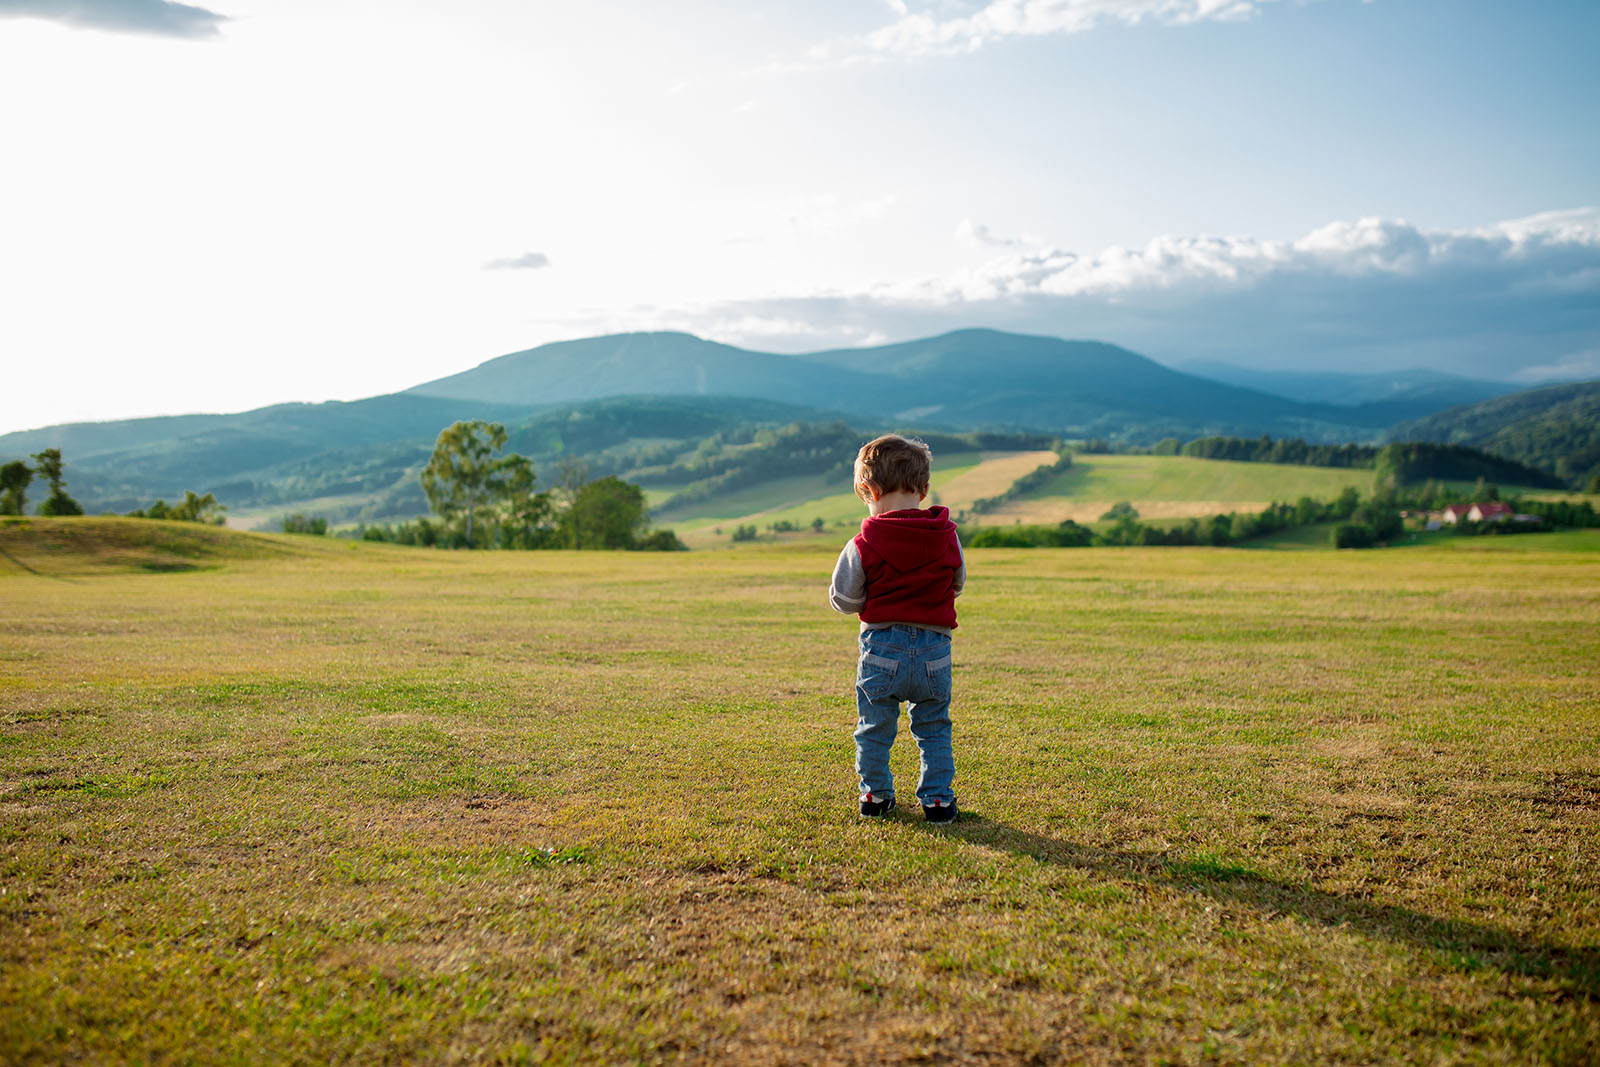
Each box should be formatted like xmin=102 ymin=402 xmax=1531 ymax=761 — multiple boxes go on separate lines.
xmin=406 ymin=328 xmax=1410 ymax=440
xmin=1179 ymin=360 xmax=1517 ymax=412
xmin=4 ymin=327 xmax=1590 ymax=521
xmin=408 ymin=332 xmax=876 ymax=411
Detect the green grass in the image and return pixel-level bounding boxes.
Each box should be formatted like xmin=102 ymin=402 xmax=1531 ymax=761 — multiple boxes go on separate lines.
xmin=977 ymin=455 xmax=1576 ymax=528
xmin=0 ymin=515 xmax=305 ymax=574
xmin=978 ymin=454 xmax=1375 ymax=524
xmin=656 ymin=450 xmax=1031 ymax=545
xmin=3 ymin=518 xmax=1599 ymax=1063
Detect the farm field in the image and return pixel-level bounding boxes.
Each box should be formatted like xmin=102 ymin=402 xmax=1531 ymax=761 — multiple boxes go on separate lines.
xmin=226 ymin=491 xmax=384 ymax=533
xmin=655 ymin=450 xmax=1056 ymax=547
xmin=659 ymin=452 xmax=1381 ymax=549
xmin=976 ymin=454 xmax=1377 ymax=524
xmin=2 ymin=519 xmax=1598 ymax=1064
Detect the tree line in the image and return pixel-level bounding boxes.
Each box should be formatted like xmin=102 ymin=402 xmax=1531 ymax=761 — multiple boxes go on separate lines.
xmin=961 ymin=483 xmax=1598 ymax=552
xmin=1172 ymin=435 xmax=1562 ymax=489
xmin=4 ymin=446 xmax=227 ymax=524
xmin=1371 ymin=442 xmax=1563 ymax=490
xmin=357 ymin=420 xmax=683 ymax=550
xmin=966 ymin=448 xmax=1073 ymax=517
xmin=1 ymin=449 xmax=84 ymax=516
xmin=963 ymin=488 xmax=1373 ymax=549
xmin=1179 ymin=435 xmax=1377 ymax=468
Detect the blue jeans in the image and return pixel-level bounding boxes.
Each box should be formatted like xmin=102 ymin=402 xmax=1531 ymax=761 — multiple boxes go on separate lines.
xmin=854 ymin=625 xmax=955 ymax=806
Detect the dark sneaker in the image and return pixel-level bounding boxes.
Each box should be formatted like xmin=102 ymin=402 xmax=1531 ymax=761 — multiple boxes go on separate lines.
xmin=859 ymin=792 xmax=896 ymax=818
xmin=922 ymin=799 xmax=958 ymax=824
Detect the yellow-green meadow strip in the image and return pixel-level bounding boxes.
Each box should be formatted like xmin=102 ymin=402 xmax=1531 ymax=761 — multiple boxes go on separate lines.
xmin=2 ymin=519 xmax=1597 ymax=1063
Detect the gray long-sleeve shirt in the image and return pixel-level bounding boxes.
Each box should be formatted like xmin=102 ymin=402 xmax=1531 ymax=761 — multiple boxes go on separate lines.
xmin=828 ymin=538 xmax=965 ymax=635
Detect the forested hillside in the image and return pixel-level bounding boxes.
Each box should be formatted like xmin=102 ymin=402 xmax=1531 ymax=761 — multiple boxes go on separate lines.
xmin=1390 ymin=381 xmax=1600 ymax=489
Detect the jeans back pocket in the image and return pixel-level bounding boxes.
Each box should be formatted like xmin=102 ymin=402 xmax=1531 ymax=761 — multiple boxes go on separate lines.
xmin=857 ymin=650 xmax=901 ymax=701
xmin=923 ymin=652 xmax=952 ymax=701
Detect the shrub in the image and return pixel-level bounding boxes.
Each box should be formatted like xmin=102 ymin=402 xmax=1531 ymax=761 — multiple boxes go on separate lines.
xmin=37 ymin=492 xmax=85 ymax=517
xmin=1100 ymin=501 xmax=1138 ymax=521
xmin=631 ymin=529 xmax=687 ymax=551
xmin=1333 ymin=523 xmax=1377 ymax=549
xmin=281 ymin=513 xmax=328 ymax=535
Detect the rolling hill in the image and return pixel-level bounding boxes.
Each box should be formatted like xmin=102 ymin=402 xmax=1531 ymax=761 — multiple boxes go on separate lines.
xmin=1389 ymin=380 xmax=1600 ymax=489
xmin=0 ymin=393 xmax=543 ymax=516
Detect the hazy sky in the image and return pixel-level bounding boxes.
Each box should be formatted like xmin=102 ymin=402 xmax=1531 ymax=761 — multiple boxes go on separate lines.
xmin=2 ymin=0 xmax=1597 ymax=433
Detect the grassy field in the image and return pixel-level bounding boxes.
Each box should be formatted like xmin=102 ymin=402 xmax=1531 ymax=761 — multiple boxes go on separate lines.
xmin=656 ymin=450 xmax=1056 ymax=547
xmin=976 ymin=455 xmax=1580 ymax=528
xmin=976 ymin=454 xmax=1379 ymax=525
xmin=3 ymin=518 xmax=1598 ymax=1064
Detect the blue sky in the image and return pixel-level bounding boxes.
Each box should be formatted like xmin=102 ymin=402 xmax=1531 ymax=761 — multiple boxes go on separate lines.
xmin=0 ymin=0 xmax=1596 ymax=432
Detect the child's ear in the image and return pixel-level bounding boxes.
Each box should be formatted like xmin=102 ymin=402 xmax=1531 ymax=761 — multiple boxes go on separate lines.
xmin=918 ymin=482 xmax=931 ymax=499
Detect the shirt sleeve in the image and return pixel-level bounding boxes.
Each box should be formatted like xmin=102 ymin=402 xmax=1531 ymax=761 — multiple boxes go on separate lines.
xmin=828 ymin=541 xmax=867 ymax=615
xmin=952 ymin=538 xmax=966 ymax=598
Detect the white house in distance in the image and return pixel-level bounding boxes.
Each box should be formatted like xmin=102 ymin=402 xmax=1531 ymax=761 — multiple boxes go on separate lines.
xmin=1467 ymin=502 xmax=1514 ymax=523
xmin=1432 ymin=502 xmax=1523 ymax=529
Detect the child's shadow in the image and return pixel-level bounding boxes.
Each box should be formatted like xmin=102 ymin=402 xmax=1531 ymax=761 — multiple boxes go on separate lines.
xmin=911 ymin=809 xmax=1599 ymax=1000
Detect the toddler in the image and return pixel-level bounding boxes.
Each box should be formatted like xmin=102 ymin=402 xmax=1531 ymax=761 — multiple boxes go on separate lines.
xmin=828 ymin=434 xmax=964 ymax=822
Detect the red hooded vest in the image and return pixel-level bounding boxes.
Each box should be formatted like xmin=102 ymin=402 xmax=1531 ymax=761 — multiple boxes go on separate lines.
xmin=853 ymin=505 xmax=963 ymax=630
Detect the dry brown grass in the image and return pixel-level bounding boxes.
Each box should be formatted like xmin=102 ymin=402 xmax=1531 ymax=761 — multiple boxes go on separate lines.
xmin=1 ymin=519 xmax=1597 ymax=1064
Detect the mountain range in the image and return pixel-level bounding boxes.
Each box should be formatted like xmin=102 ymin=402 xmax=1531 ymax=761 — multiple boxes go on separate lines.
xmin=408 ymin=329 xmax=1463 ymax=437
xmin=2 ymin=328 xmax=1592 ymax=521
xmin=1177 ymin=361 xmax=1517 ymax=410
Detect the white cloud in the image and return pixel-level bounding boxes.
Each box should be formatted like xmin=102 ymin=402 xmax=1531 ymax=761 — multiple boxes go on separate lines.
xmin=616 ymin=208 xmax=1600 ymax=381
xmin=814 ymin=0 xmax=1283 ymax=63
xmin=0 ymin=0 xmax=228 ymax=40
xmin=953 ymin=218 xmax=1021 ymax=248
xmin=881 ymin=209 xmax=1600 ymax=304
xmin=1511 ymin=349 xmax=1600 ymax=384
xmin=484 ymin=251 xmax=551 ymax=271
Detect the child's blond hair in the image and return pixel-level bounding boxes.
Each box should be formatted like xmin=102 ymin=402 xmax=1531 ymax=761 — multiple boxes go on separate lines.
xmin=853 ymin=434 xmax=932 ymax=502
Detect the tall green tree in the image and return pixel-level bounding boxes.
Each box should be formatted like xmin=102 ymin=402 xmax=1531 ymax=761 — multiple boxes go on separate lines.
xmin=31 ymin=448 xmax=84 ymax=516
xmin=0 ymin=460 xmax=31 ymax=515
xmin=419 ymin=421 xmax=534 ymax=544
xmin=495 ymin=461 xmax=556 ymax=549
xmin=563 ymin=476 xmax=647 ymax=549
xmin=167 ymin=490 xmax=226 ymax=524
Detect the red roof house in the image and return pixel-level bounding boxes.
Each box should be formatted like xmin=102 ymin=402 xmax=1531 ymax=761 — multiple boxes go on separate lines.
xmin=1468 ymin=502 xmax=1513 ymax=523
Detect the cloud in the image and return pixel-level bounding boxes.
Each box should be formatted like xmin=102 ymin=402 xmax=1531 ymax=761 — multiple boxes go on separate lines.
xmin=484 ymin=252 xmax=551 ymax=271
xmin=0 ymin=0 xmax=228 ymax=39
xmin=1511 ymin=349 xmax=1600 ymax=384
xmin=598 ymin=208 xmax=1600 ymax=381
xmin=953 ymin=219 xmax=1021 ymax=249
xmin=808 ymin=0 xmax=1281 ymax=64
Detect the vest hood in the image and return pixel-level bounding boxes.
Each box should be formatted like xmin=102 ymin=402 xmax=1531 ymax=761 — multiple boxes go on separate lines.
xmin=858 ymin=506 xmax=957 ymax=573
